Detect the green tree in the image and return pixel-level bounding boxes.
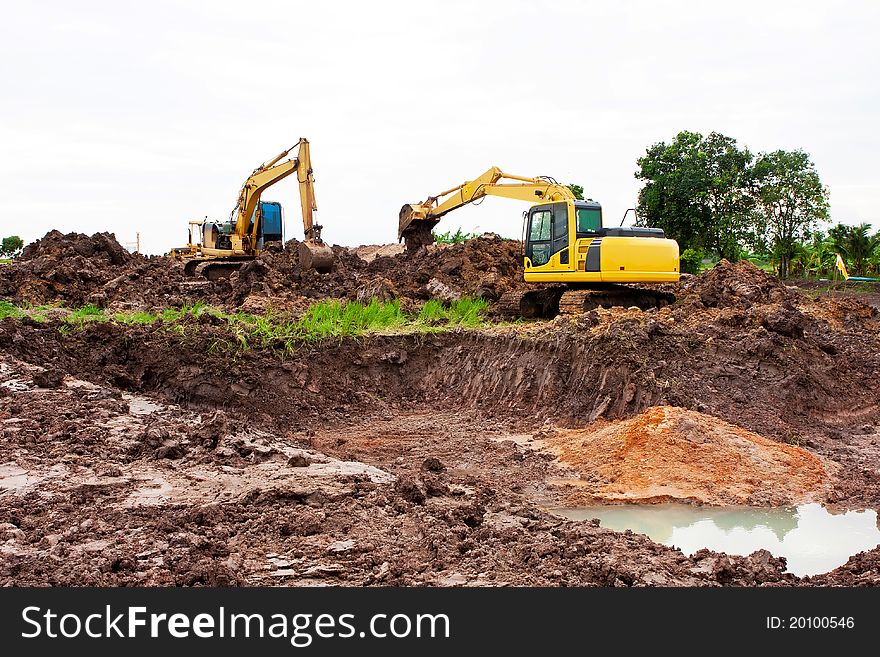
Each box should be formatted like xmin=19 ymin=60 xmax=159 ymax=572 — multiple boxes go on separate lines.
xmin=803 ymin=230 xmax=838 ymax=278
xmin=845 ymin=223 xmax=879 ymax=276
xmin=567 ymin=183 xmax=584 ymax=200
xmin=752 ymin=150 xmax=829 ymax=278
xmin=0 ymin=235 xmax=23 ymax=259
xmin=828 ymin=222 xmax=880 ymax=276
xmin=827 ymin=223 xmax=849 ymax=258
xmin=635 ymin=131 xmax=757 ymax=261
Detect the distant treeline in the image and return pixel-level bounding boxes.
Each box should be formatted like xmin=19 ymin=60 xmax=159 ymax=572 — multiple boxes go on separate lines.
xmin=634 ymin=131 xmax=878 ymax=278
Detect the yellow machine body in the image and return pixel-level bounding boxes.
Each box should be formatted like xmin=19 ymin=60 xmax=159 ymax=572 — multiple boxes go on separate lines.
xmin=521 ymin=202 xmax=679 ymax=283
xmin=399 ymin=167 xmax=679 ymax=285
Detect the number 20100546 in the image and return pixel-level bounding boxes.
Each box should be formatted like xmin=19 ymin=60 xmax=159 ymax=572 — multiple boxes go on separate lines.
xmin=766 ymin=617 xmax=855 ymax=629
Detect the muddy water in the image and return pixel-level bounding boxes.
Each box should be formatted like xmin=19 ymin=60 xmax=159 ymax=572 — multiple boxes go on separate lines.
xmin=554 ymin=503 xmax=880 ymax=576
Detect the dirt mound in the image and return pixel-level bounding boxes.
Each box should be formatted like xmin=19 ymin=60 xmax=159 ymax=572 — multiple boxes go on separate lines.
xmin=227 ymin=235 xmax=524 ymax=307
xmin=547 ymin=406 xmax=831 ymax=506
xmin=366 ymin=234 xmax=525 ymax=302
xmin=687 ymin=259 xmax=794 ymax=308
xmin=0 ymin=230 xmax=203 ymax=309
xmin=19 ymin=230 xmax=132 ymax=265
xmin=0 ymin=230 xmax=133 ymax=306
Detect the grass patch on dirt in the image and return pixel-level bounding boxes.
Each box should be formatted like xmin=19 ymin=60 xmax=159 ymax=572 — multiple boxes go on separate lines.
xmin=0 ymin=301 xmax=27 ymax=320
xmin=417 ymin=298 xmax=490 ymax=327
xmin=296 ymin=299 xmax=407 ymax=339
xmin=65 ymin=304 xmax=105 ymax=327
xmin=0 ymin=298 xmax=492 ymax=351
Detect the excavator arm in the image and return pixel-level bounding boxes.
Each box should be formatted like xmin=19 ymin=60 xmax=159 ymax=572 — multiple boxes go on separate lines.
xmin=398 ymin=167 xmax=576 ymax=251
xmin=229 ymin=138 xmax=332 ymax=271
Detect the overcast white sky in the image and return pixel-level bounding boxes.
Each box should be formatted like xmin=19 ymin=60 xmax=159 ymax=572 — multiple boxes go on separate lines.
xmin=1 ymin=0 xmax=878 ymax=254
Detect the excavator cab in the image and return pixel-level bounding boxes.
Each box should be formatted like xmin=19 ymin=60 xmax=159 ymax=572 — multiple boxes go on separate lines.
xmin=255 ymin=201 xmax=283 ymax=243
xmin=523 ymin=202 xmax=570 ymax=268
xmin=523 ymin=200 xmax=602 ymax=269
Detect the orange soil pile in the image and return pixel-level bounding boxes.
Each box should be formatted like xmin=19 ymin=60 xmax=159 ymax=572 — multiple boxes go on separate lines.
xmin=547 ymin=406 xmax=831 ymax=506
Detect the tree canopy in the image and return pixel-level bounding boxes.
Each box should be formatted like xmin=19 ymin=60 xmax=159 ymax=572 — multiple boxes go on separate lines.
xmin=634 ymin=132 xmax=845 ymax=277
xmin=635 ymin=131 xmax=756 ymax=261
xmin=752 ymin=149 xmax=829 ymax=279
xmin=1 ymin=235 xmax=23 ymax=259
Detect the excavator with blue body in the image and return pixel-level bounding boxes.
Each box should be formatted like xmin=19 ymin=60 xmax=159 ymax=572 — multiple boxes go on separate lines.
xmin=173 ymin=138 xmax=333 ymax=279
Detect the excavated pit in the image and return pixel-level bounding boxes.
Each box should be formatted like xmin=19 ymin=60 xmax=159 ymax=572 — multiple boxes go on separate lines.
xmin=2 ymin=232 xmax=880 ymax=586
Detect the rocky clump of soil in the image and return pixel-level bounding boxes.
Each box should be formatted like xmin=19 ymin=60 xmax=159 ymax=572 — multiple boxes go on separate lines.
xmin=683 ymin=258 xmax=794 ymax=309
xmin=0 ymin=231 xmax=526 ymax=312
xmin=546 ymin=406 xmax=831 ymax=506
xmin=0 ymin=230 xmax=197 ymax=309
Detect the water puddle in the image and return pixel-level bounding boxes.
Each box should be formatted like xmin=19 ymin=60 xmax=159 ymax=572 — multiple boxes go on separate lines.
xmin=123 ymin=393 xmax=164 ymax=416
xmin=554 ymin=503 xmax=880 ymax=576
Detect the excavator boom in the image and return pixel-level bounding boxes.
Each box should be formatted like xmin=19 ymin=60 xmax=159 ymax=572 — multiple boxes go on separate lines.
xmin=399 ymin=167 xmax=575 ymax=251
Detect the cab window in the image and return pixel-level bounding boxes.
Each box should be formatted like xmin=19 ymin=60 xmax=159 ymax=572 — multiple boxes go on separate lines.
xmin=527 ymin=209 xmax=552 ymax=266
xmin=576 ymin=208 xmax=601 ymax=234
xmin=529 ymin=210 xmax=552 ymax=241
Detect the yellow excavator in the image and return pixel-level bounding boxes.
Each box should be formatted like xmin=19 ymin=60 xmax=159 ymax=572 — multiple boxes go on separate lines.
xmin=174 ymin=138 xmax=333 ymax=279
xmin=398 ymin=167 xmax=680 ymax=316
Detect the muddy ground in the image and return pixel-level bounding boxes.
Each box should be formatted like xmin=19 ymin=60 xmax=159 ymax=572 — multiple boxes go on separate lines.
xmin=1 ymin=232 xmax=879 ymax=586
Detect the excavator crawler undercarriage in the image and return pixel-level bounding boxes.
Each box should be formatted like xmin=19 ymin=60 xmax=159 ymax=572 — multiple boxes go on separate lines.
xmin=496 ymin=284 xmax=675 ymax=319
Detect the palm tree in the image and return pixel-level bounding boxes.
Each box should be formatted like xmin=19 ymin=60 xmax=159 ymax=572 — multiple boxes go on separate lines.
xmin=867 ymin=231 xmax=880 ymax=276
xmin=844 ymin=223 xmax=879 ymax=276
xmin=806 ymin=232 xmax=838 ymax=278
xmin=826 ymin=222 xmax=880 ymax=277
xmin=828 ymin=223 xmax=849 ymax=259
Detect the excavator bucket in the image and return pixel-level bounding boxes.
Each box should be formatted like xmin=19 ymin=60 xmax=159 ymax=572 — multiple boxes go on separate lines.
xmin=398 ymin=203 xmax=440 ymax=252
xmin=299 ymin=240 xmax=334 ymax=273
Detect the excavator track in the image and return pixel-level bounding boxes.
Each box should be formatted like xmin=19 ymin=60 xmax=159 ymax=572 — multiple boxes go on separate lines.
xmin=182 ymin=257 xmax=253 ymax=280
xmin=557 ymin=285 xmax=676 ymax=315
xmin=495 ymin=291 xmax=530 ymax=318
xmin=495 ymin=284 xmax=675 ymax=318
xmin=495 ymin=286 xmax=566 ymax=319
